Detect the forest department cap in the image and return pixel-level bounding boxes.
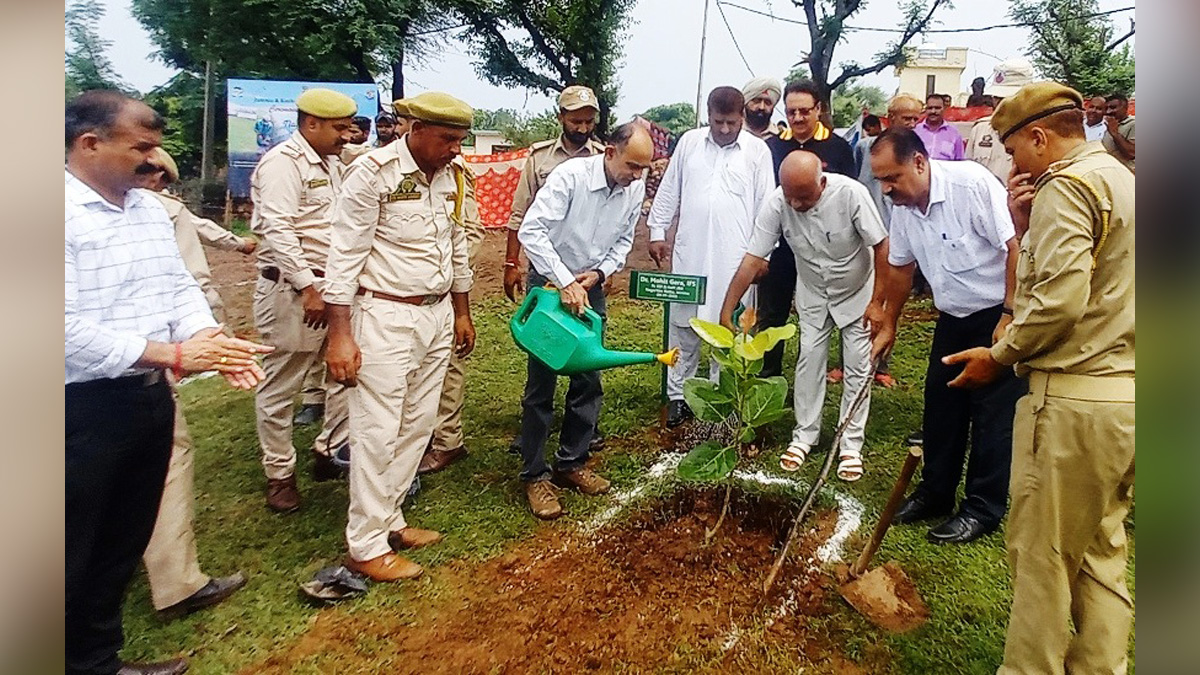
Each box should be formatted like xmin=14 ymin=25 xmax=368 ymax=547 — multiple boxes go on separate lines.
xmin=558 ymin=85 xmax=600 ymax=111
xmin=407 ymin=92 xmax=473 ymax=129
xmin=992 ymin=82 xmax=1084 ymax=142
xmin=392 ymin=98 xmax=411 ymax=118
xmin=984 ymin=58 xmax=1037 ymax=98
xmin=295 ymin=88 xmax=357 ymax=119
xmin=151 ymin=147 xmax=179 ymax=182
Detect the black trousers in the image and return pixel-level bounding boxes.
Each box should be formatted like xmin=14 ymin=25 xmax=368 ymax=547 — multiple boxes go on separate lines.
xmin=519 ymin=272 xmax=606 ymax=482
xmin=756 ymin=238 xmax=796 ymax=378
xmin=916 ymin=306 xmax=1025 ymax=527
xmin=66 ymin=375 xmax=175 ymax=675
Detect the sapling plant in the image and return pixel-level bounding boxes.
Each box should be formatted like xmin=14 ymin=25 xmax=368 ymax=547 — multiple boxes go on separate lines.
xmin=675 ymin=311 xmax=796 ymax=542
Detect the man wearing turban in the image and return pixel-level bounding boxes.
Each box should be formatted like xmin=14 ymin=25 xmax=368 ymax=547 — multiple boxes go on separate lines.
xmin=742 ymin=76 xmax=783 ymax=139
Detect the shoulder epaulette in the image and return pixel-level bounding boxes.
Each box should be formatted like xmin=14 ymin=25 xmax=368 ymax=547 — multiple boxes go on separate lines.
xmin=529 ymin=138 xmax=556 ymax=152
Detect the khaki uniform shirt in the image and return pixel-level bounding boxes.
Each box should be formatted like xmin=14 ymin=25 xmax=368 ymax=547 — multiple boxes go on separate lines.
xmin=152 ymin=191 xmax=242 ymax=313
xmin=507 ymin=135 xmax=606 ymax=230
xmin=991 ymin=142 xmax=1135 ymax=377
xmin=966 ymin=116 xmax=1012 ymax=184
xmin=250 ymin=132 xmax=343 ymax=291
xmin=325 ymin=138 xmax=475 ymax=304
xmin=1101 ymin=116 xmax=1135 ymax=172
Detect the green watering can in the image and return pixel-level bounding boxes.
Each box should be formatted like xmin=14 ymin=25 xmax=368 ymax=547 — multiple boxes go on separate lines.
xmin=510 ymin=286 xmax=679 ymax=375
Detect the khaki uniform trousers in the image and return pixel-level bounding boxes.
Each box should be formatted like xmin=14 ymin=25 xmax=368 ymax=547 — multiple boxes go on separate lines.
xmin=999 ymin=371 xmax=1135 ymax=675
xmin=142 ymin=386 xmax=208 ymax=610
xmin=300 ymin=361 xmax=326 ymax=407
xmin=346 ymin=294 xmax=454 ymax=561
xmin=253 ymin=276 xmax=349 ymax=480
xmin=430 ymin=349 xmax=467 ymax=452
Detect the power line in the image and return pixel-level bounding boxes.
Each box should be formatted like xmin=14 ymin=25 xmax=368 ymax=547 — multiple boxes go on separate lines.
xmin=715 ymin=0 xmax=755 ymax=76
xmin=717 ymin=1 xmax=1135 ymax=34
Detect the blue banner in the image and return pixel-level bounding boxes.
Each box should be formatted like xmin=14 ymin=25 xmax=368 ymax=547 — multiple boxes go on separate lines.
xmin=226 ymin=78 xmax=380 ymax=198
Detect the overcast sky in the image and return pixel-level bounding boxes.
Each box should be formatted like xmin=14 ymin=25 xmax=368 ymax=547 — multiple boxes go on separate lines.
xmin=95 ymin=0 xmax=1135 ymax=120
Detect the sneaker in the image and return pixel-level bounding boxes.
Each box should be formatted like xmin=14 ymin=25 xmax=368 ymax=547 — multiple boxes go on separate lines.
xmin=553 ymin=467 xmax=611 ymax=495
xmin=525 ymin=480 xmax=563 ymax=520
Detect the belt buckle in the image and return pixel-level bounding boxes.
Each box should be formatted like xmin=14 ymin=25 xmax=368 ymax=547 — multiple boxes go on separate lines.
xmin=421 ymin=294 xmax=439 ymax=306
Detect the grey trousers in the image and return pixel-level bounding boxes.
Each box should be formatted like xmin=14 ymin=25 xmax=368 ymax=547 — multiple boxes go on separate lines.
xmin=518 ymin=271 xmax=606 ymax=482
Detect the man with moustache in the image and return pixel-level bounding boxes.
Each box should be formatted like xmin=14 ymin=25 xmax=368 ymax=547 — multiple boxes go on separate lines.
xmin=741 ymin=76 xmax=783 ymax=139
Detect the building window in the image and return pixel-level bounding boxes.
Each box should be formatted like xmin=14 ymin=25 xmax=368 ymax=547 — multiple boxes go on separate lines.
xmin=925 ymin=75 xmax=936 ymax=98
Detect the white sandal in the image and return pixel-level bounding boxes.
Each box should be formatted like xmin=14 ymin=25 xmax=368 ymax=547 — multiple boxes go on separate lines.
xmin=780 ymin=442 xmax=811 ymax=472
xmin=837 ymin=454 xmax=864 ymax=482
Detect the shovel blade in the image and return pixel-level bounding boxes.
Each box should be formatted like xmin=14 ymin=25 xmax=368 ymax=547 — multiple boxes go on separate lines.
xmin=839 ymin=561 xmax=930 ymax=633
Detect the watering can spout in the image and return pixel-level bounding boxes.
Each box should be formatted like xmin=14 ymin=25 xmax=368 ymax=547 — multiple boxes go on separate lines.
xmin=510 ymin=287 xmax=680 ymax=375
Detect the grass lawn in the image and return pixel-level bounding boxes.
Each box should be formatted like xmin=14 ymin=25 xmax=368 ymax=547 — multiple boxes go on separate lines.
xmin=119 ymin=295 xmax=1135 ymax=673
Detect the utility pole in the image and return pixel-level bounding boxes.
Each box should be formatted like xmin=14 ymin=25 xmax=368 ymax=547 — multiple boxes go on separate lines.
xmin=200 ymin=60 xmax=214 ymax=181
xmin=694 ymin=0 xmax=711 ymax=129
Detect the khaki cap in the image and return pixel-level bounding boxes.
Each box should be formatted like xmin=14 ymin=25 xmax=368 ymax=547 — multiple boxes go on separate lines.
xmin=992 ymin=82 xmax=1084 ymax=142
xmin=295 ymin=88 xmax=357 ymax=119
xmin=558 ymin=85 xmax=599 ymax=112
xmin=407 ymin=92 xmax=473 ymax=129
xmin=150 ymin=147 xmax=179 ymax=182
xmin=392 ymin=98 xmax=411 ymax=118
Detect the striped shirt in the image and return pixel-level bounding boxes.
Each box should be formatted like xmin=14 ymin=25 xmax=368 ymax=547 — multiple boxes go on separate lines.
xmin=65 ymin=169 xmax=217 ymax=384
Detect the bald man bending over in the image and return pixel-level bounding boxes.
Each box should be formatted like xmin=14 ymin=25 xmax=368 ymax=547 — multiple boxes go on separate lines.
xmin=720 ymin=151 xmax=888 ymax=480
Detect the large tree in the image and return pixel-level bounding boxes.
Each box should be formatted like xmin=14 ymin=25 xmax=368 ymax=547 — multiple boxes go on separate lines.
xmin=830 ymin=81 xmax=887 ymax=127
xmin=791 ymin=0 xmax=953 ymax=113
xmin=451 ymin=0 xmax=636 ymax=135
xmin=66 ymin=0 xmax=131 ymax=98
xmin=640 ymin=103 xmax=696 ymax=139
xmin=1009 ymin=0 xmax=1135 ymax=96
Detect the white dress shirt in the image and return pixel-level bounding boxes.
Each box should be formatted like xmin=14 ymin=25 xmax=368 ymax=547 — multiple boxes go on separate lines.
xmin=647 ymin=128 xmax=774 ymax=323
xmin=1084 ymin=121 xmax=1107 ymax=142
xmin=749 ymin=175 xmax=888 ymax=329
xmin=518 ymin=154 xmax=645 ymax=288
xmin=65 ymin=170 xmax=217 ymax=384
xmin=887 ymin=160 xmax=1016 ymax=318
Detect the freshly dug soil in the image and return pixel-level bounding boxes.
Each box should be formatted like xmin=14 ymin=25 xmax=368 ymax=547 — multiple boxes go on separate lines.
xmin=246 ymin=488 xmax=843 ymax=674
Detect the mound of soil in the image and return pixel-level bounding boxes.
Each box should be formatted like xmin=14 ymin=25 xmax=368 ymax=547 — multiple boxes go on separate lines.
xmin=247 ymin=488 xmax=841 ymax=674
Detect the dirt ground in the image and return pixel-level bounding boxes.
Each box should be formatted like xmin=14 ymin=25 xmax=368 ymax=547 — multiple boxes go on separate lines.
xmin=207 ymin=224 xmax=663 ymax=338
xmin=244 ymin=489 xmax=852 ymax=674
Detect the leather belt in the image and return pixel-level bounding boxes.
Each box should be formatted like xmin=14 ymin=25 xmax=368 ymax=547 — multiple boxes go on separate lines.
xmin=67 ymin=369 xmax=165 ymax=393
xmin=356 ymin=287 xmax=447 ymax=306
xmin=261 ymin=266 xmax=324 ymax=283
xmin=1027 ymin=370 xmax=1135 ymax=403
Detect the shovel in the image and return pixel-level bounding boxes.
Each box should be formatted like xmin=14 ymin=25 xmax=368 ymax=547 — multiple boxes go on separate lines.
xmin=836 ymin=446 xmax=930 ymax=633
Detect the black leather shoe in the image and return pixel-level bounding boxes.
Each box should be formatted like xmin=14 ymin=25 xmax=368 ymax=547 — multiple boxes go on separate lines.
xmin=312 ymin=444 xmax=350 ymax=482
xmin=666 ymin=400 xmax=693 ymax=428
xmin=892 ymin=493 xmax=953 ymax=525
xmin=905 ymin=430 xmax=923 ymax=446
xmin=117 ymin=657 xmax=188 ymax=675
xmin=589 ymin=432 xmax=606 ymax=452
xmin=159 ymin=573 xmax=247 ymax=619
xmin=927 ymin=513 xmax=995 ymax=545
xmin=508 ymin=437 xmax=522 ymax=455
xmin=293 ymin=403 xmax=324 ymax=426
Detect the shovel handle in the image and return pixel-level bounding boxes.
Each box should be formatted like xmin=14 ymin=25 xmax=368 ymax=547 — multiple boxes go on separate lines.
xmin=850 ymin=446 xmax=923 ymax=578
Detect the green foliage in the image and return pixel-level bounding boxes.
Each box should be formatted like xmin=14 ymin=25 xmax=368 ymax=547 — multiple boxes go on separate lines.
xmin=676 ymin=440 xmax=739 ymax=482
xmin=830 ymin=81 xmax=888 ymax=128
xmin=639 ymin=102 xmax=696 ymax=138
xmin=141 ymin=73 xmax=222 ymax=180
xmin=65 ymin=0 xmax=132 ymax=98
xmin=451 ymin=0 xmax=636 ymax=134
xmin=783 ymin=64 xmax=810 ymax=85
xmin=1008 ymin=0 xmax=1136 ymax=96
xmin=677 ymin=319 xmax=796 ymax=483
xmin=473 ymin=107 xmax=562 ymax=148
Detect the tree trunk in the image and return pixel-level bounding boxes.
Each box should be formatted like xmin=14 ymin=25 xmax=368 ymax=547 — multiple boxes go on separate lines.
xmin=391 ymin=56 xmax=405 ymax=103
xmin=597 ymin=96 xmax=611 ymax=138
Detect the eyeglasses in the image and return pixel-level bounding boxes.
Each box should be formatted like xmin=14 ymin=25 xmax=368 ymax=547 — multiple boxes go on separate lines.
xmin=788 ymin=106 xmax=817 ymax=117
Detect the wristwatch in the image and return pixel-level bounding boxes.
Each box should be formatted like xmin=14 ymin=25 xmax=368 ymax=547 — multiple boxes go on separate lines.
xmin=594 ymin=269 xmax=606 ymax=285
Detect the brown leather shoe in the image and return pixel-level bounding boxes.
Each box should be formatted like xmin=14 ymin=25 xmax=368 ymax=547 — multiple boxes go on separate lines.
xmin=553 ymin=467 xmax=611 ymax=495
xmin=117 ymin=658 xmax=188 ymax=675
xmin=266 ymin=476 xmax=300 ymax=513
xmin=525 ymin=480 xmax=563 ymax=519
xmin=416 ymin=445 xmax=468 ymax=474
xmin=345 ymin=553 xmax=423 ymax=582
xmin=388 ymin=527 xmax=443 ymax=550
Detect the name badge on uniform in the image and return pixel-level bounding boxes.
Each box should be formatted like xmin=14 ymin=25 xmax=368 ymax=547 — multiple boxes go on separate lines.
xmin=979 ymin=134 xmax=994 ymax=148
xmin=383 ymin=177 xmax=421 ymax=203
xmin=307 ymin=178 xmax=329 ymax=188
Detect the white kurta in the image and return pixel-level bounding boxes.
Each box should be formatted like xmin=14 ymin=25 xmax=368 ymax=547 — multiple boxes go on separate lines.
xmin=647 ymin=128 xmax=774 ymax=324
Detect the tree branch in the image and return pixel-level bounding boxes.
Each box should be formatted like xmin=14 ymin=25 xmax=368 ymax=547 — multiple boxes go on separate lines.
xmin=512 ymin=3 xmax=574 ymax=82
xmin=1105 ymin=22 xmax=1135 ymax=51
xmin=828 ymin=0 xmax=948 ymax=91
